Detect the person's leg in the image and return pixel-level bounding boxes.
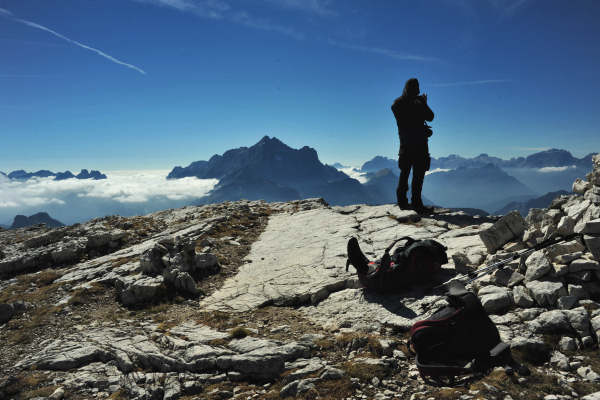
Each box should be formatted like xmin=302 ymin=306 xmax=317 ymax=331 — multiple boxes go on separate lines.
xmin=411 ymin=147 xmax=431 ymax=213
xmin=397 ymin=155 xmax=411 ymax=209
xmin=411 ymin=163 xmax=426 ymax=208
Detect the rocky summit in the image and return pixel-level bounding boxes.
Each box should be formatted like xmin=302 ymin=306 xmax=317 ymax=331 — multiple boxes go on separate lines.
xmin=2 ymin=156 xmax=600 ymax=400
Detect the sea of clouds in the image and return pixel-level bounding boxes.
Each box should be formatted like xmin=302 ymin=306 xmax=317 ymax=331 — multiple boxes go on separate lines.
xmin=0 ymin=170 xmax=218 ymax=225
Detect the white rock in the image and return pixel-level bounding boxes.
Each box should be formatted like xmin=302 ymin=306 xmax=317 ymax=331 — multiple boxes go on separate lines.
xmin=564 ymin=199 xmax=590 ymax=220
xmin=550 ymin=351 xmax=570 ymax=371
xmin=545 ymin=240 xmax=586 ymax=261
xmin=512 ymin=286 xmax=534 ymax=308
xmin=591 ymin=315 xmax=600 ymax=332
xmin=524 ymin=250 xmax=552 ymax=282
xmin=529 ymin=310 xmax=570 ymax=333
xmin=565 ymin=307 xmax=592 ymax=337
xmin=525 ymin=281 xmax=567 ymax=307
xmin=115 ymin=275 xmax=165 ymax=306
xmin=578 ymin=366 xmax=600 ymax=382
xmin=479 ymin=211 xmax=526 ymax=253
xmin=558 ymin=336 xmax=577 ymax=352
xmin=582 ymin=391 xmax=600 ymax=400
xmin=556 ymin=216 xmax=576 ymax=236
xmin=573 ymin=179 xmax=591 ymax=195
xmin=479 ymin=288 xmax=513 ymax=314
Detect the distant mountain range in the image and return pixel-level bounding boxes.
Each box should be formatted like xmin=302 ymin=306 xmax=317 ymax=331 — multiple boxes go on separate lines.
xmin=494 ymin=190 xmax=570 ymax=217
xmin=360 ymin=149 xmax=596 ymax=172
xmin=0 ymin=169 xmax=107 ymax=181
xmin=168 ymin=136 xmax=377 ymax=205
xmin=167 ymin=138 xmax=594 ymax=213
xmin=423 ymin=163 xmax=537 ymax=211
xmin=10 ymin=212 xmax=64 ymax=229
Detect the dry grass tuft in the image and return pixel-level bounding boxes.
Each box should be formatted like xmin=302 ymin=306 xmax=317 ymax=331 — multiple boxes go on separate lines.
xmin=108 ymin=388 xmax=130 ymax=400
xmin=229 ymin=326 xmax=251 ymax=339
xmin=0 ymin=372 xmax=53 ymax=399
xmin=68 ymin=281 xmax=106 ymax=305
xmin=341 ymin=360 xmax=389 ymax=381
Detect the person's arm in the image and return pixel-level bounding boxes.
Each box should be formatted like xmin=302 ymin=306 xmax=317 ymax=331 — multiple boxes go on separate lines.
xmin=419 ymin=95 xmax=434 ymax=121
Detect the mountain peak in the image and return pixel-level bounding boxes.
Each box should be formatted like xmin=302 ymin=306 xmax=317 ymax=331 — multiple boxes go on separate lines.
xmin=11 ymin=212 xmax=64 ymax=229
xmin=256 ymin=135 xmax=283 ymax=146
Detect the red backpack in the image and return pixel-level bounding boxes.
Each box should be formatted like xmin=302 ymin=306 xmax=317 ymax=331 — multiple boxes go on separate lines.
xmin=409 ymin=282 xmax=530 ymax=385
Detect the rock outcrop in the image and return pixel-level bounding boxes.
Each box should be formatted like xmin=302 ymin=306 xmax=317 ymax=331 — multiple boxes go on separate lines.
xmin=2 ymin=155 xmax=600 ymax=399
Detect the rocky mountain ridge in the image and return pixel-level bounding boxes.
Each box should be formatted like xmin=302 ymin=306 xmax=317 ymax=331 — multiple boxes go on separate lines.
xmin=10 ymin=212 xmax=64 ymax=229
xmin=1 ymin=155 xmax=600 ymax=399
xmin=1 ymin=169 xmax=107 ymax=181
xmin=360 ymin=149 xmax=597 ymax=172
xmin=168 ymin=136 xmax=375 ymax=206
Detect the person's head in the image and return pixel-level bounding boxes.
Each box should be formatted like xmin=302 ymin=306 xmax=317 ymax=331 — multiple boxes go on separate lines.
xmin=402 ymin=78 xmax=420 ymax=98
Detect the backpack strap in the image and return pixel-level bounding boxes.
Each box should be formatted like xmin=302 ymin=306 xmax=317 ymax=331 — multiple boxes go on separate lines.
xmin=415 ymin=354 xmax=474 ymax=385
xmin=386 ymin=236 xmax=416 ymax=253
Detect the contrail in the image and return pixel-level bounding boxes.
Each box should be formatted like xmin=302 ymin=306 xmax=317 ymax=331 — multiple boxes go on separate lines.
xmin=0 ymin=7 xmax=146 ymax=75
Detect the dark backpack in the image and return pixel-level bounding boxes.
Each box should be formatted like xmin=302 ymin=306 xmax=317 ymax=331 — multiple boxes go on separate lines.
xmin=346 ymin=236 xmax=448 ymax=293
xmin=409 ymin=282 xmax=529 ymax=385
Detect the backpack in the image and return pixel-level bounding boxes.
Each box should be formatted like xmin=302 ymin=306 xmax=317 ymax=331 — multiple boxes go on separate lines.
xmin=408 ymin=281 xmax=530 ymax=385
xmin=346 ymin=236 xmax=448 ymax=293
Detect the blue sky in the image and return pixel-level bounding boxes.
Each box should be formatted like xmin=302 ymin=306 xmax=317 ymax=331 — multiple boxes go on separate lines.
xmin=1 ymin=0 xmax=599 ymax=171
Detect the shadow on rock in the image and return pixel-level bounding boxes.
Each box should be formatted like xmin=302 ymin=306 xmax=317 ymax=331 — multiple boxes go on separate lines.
xmin=428 ymin=208 xmax=499 ymax=227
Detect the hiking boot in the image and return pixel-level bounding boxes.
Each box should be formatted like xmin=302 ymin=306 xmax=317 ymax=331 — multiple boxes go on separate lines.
xmin=412 ymin=201 xmax=434 ymax=215
xmin=346 ymin=237 xmax=370 ymax=274
xmin=397 ymin=197 xmax=410 ymax=210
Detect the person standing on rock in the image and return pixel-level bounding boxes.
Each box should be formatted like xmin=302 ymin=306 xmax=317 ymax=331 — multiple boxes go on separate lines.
xmin=391 ymin=78 xmax=434 ymax=214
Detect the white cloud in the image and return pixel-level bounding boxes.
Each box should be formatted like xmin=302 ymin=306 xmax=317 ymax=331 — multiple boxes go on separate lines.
xmin=538 ymin=166 xmax=576 ymax=173
xmin=0 ymin=8 xmax=146 ymax=75
xmin=262 ymin=0 xmax=336 ymax=17
xmin=0 ymin=170 xmax=217 ymax=208
xmin=0 ymin=171 xmax=218 ymax=224
xmin=231 ymin=11 xmax=304 ymax=40
xmin=426 ymin=168 xmax=452 ymax=175
xmin=512 ymin=146 xmax=550 ymax=152
xmin=134 ymin=0 xmax=228 ymax=19
xmin=338 ymin=167 xmax=368 ymax=183
xmin=328 ymin=39 xmax=439 ymax=62
xmin=134 ymin=0 xmax=304 ymax=39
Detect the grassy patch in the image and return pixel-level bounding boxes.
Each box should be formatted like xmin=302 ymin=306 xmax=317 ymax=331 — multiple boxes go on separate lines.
xmin=314 ymin=338 xmax=335 ymax=351
xmin=108 ymin=388 xmax=130 ymax=400
xmin=466 ymin=368 xmax=579 ymax=400
xmin=229 ymin=326 xmax=251 ymax=339
xmin=111 ymin=256 xmax=136 ymax=268
xmin=366 ymin=336 xmax=384 ymax=357
xmin=208 ymin=338 xmax=229 ymax=347
xmin=68 ymin=281 xmax=106 ymax=305
xmin=0 ymin=372 xmax=52 ymax=399
xmin=156 ymin=320 xmax=178 ymax=333
xmin=196 ymin=311 xmax=243 ymax=331
xmin=333 ymin=332 xmax=384 ymax=357
xmin=17 ymin=269 xmax=61 ymax=286
xmin=20 ymin=385 xmax=59 ymax=399
xmin=341 ymin=360 xmax=389 ymax=381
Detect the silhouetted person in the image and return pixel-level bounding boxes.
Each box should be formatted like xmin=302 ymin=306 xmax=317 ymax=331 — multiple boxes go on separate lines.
xmin=391 ymin=78 xmax=434 ymax=213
